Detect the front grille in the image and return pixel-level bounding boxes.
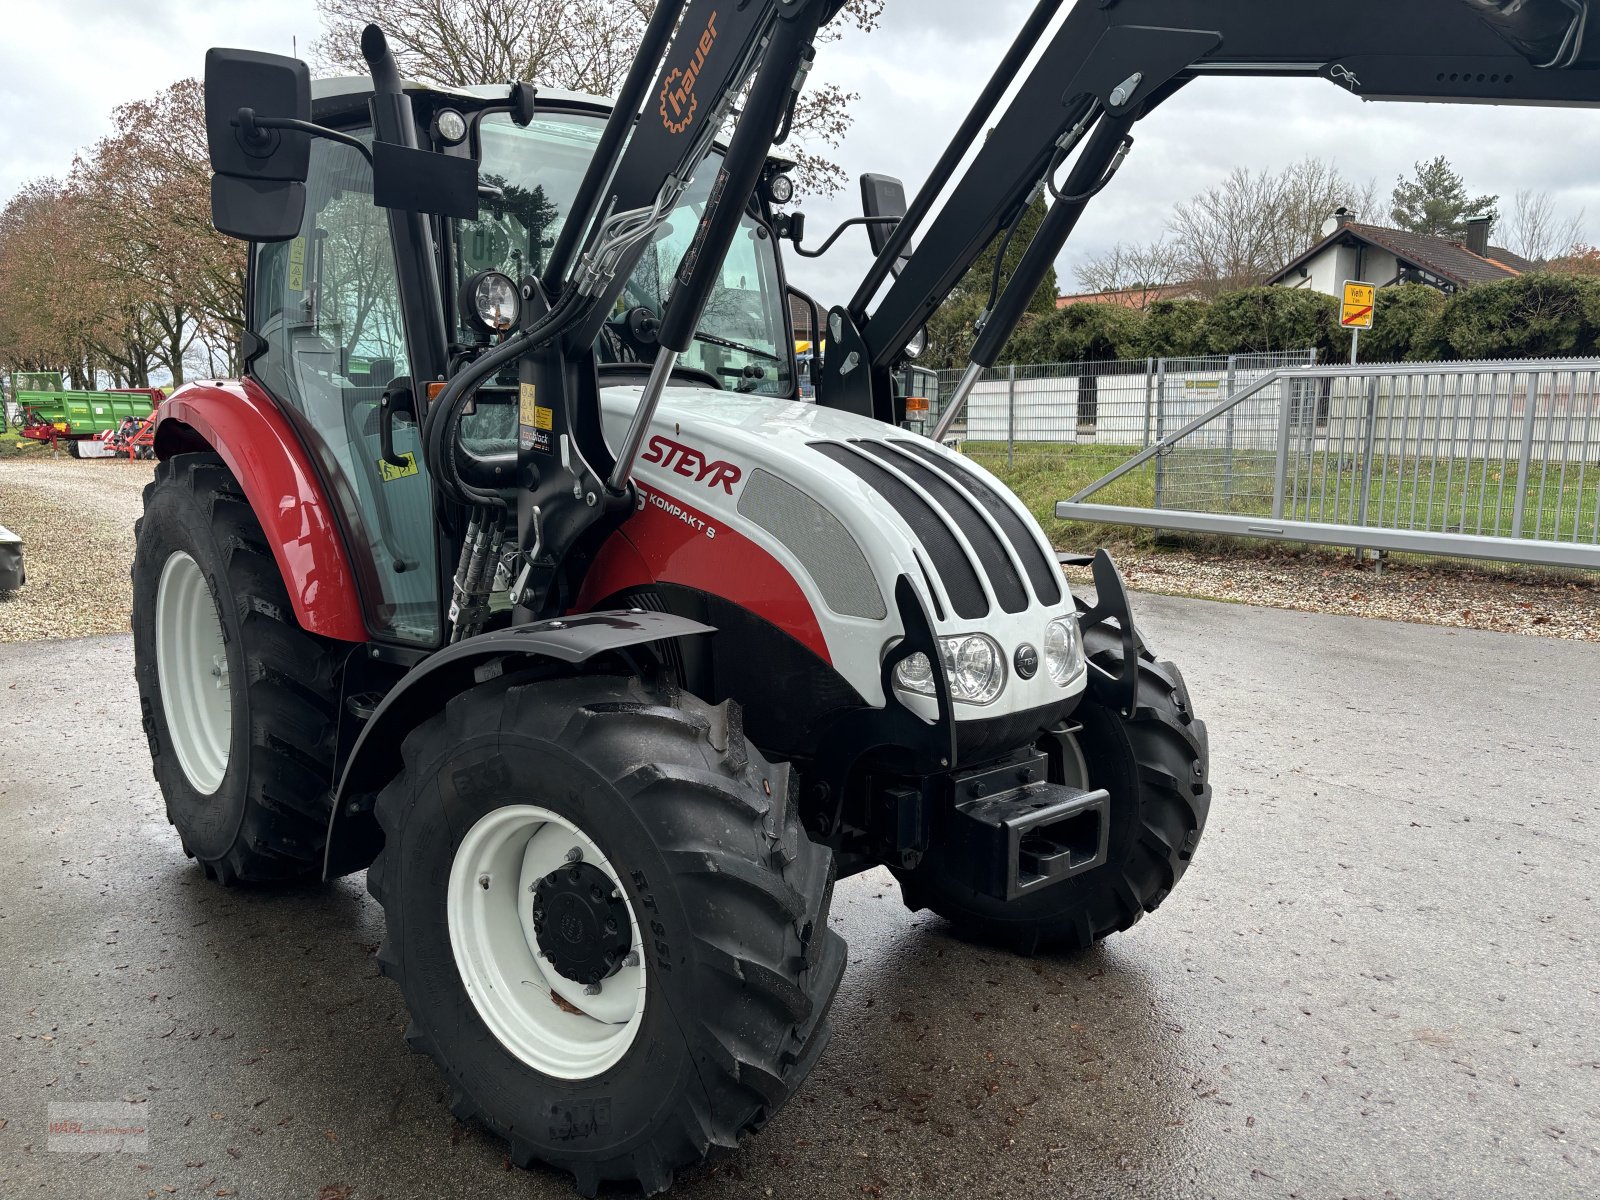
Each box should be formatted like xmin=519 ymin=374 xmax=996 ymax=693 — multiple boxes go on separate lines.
xmin=737 ymin=469 xmax=887 ymax=620
xmin=890 ymin=439 xmax=1063 ymax=606
xmin=813 ymin=442 xmax=989 ymax=620
xmin=853 ymin=442 xmax=1029 ymax=614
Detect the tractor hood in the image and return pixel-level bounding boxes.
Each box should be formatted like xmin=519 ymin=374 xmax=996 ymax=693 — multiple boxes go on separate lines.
xmin=598 ymin=384 xmax=1085 ymax=718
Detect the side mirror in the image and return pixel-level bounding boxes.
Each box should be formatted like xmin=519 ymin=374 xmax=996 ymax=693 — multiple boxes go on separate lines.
xmin=860 ymin=173 xmax=913 ymax=275
xmin=205 ymin=48 xmax=312 ymax=242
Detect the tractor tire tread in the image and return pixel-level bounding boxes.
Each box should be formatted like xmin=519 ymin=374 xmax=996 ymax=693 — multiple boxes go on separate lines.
xmin=367 ymin=675 xmax=844 ymax=1194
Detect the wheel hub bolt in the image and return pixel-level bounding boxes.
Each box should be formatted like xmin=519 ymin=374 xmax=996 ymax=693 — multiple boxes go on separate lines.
xmin=478 ymin=874 xmax=491 ymax=890
xmin=584 ymin=982 xmax=603 ymax=996
xmin=565 ymin=847 xmax=583 ymax=863
xmin=622 ymin=951 xmax=640 ymax=969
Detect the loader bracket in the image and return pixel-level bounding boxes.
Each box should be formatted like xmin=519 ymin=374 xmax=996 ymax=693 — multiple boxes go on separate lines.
xmin=1061 ymin=548 xmax=1144 ymax=718
xmin=322 ymin=610 xmax=715 ymax=879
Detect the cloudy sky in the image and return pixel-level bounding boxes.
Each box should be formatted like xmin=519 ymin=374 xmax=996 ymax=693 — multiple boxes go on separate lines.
xmin=6 ymin=0 xmax=1600 ymax=309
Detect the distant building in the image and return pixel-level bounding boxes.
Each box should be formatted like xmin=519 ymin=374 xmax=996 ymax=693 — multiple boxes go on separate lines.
xmin=1268 ymin=209 xmax=1534 ymax=297
xmin=1054 ymin=282 xmax=1204 ymax=310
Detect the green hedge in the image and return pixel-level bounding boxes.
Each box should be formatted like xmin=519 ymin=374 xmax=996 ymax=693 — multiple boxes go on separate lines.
xmin=987 ymin=274 xmax=1600 ymax=367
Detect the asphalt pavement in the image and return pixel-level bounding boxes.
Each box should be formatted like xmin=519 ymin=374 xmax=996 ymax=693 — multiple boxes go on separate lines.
xmin=1 ymin=595 xmax=1596 ymax=1200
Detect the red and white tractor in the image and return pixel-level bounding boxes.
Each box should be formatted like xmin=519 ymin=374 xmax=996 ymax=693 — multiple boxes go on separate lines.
xmin=131 ymin=0 xmax=1588 ymax=1190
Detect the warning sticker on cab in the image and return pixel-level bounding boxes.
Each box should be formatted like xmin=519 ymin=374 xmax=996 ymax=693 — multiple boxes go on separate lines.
xmin=378 ymin=452 xmax=419 ymax=482
xmin=519 ymin=382 xmax=553 ymax=454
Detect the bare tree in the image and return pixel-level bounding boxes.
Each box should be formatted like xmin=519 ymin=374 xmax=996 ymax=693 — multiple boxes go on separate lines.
xmin=313 ymin=0 xmax=882 ymax=195
xmin=1091 ymin=158 xmax=1374 ymax=299
xmin=1276 ymin=158 xmax=1378 ymax=263
xmin=1073 ymin=238 xmax=1183 ymax=307
xmin=1503 ymin=189 xmax=1587 ymax=265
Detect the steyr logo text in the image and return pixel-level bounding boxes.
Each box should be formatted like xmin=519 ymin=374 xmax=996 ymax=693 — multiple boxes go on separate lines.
xmin=660 ymin=10 xmax=718 ymax=134
xmin=641 ymin=435 xmax=741 ymax=494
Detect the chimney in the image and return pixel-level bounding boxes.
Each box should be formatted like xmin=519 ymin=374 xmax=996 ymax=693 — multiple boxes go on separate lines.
xmin=1465 ymin=216 xmax=1492 ymax=258
xmin=1321 ymin=206 xmax=1356 ymax=238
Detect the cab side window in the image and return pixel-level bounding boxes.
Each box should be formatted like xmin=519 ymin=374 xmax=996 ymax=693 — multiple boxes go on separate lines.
xmin=250 ymin=136 xmax=439 ymax=645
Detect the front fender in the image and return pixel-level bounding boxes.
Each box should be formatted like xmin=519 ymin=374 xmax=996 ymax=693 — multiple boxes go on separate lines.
xmin=322 ymin=610 xmax=715 ymax=879
xmin=154 ymin=379 xmax=368 ymax=643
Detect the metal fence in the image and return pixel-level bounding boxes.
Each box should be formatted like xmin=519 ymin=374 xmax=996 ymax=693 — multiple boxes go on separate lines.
xmin=929 ymin=353 xmax=1317 ymax=480
xmin=1056 ymin=358 xmax=1600 ymax=569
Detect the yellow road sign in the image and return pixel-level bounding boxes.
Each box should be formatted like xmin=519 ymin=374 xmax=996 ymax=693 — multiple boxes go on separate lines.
xmin=1341 ymin=281 xmax=1376 ymax=329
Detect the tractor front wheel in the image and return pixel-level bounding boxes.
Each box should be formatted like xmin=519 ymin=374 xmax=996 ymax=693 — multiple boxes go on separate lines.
xmin=132 ymin=453 xmax=344 ymax=884
xmin=368 ymin=675 xmax=845 ymax=1195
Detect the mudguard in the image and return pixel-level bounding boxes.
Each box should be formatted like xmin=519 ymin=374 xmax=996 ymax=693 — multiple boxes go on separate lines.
xmin=322 ymin=609 xmax=715 ymax=878
xmin=154 ymin=379 xmax=368 ymax=643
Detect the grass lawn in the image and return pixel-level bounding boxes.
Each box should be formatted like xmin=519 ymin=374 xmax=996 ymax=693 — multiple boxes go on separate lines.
xmin=962 ymin=440 xmax=1600 ymax=551
xmin=0 ymin=427 xmax=46 ymax=458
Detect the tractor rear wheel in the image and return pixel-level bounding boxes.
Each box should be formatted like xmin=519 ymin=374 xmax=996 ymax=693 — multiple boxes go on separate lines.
xmin=132 ymin=452 xmax=344 ymax=884
xmin=368 ymin=674 xmax=845 ymax=1195
xmin=896 ymin=629 xmax=1211 ymax=954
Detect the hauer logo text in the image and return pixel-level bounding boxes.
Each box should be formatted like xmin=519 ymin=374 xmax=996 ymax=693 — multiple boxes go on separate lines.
xmin=641 ymin=436 xmax=742 ymax=494
xmin=659 ymin=10 xmax=719 ymax=134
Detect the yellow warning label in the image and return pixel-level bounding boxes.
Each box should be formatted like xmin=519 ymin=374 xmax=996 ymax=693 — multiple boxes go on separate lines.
xmin=378 ymin=452 xmax=419 ymax=483
xmin=534 ymin=406 xmax=554 ymax=431
xmin=519 ymin=383 xmax=538 ymax=427
xmin=287 ymin=238 xmax=306 ymax=292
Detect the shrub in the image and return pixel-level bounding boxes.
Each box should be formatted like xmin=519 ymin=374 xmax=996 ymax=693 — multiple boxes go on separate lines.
xmin=1011 ymin=302 xmax=1145 ymax=364
xmin=1358 ymin=284 xmax=1447 ymax=363
xmin=1419 ymin=272 xmax=1600 ymax=360
xmin=1203 ymin=287 xmax=1349 ymax=362
xmin=1134 ymin=299 xmax=1211 ymax=358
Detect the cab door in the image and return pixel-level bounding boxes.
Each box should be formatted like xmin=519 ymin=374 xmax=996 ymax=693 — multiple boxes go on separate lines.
xmin=249 ymin=134 xmax=442 ymax=645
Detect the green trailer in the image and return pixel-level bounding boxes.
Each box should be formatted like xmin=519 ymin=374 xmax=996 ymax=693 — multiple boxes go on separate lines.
xmin=14 ymin=373 xmax=164 ymax=456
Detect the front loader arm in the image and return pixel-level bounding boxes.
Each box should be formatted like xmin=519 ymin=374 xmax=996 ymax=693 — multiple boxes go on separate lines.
xmin=422 ymin=0 xmax=844 ymax=625
xmin=822 ymin=0 xmax=1600 ymax=428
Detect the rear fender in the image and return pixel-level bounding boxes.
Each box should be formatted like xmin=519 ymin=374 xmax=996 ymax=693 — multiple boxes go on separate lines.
xmin=322 ymin=610 xmax=715 ymax=879
xmin=153 ymin=379 xmax=367 ymax=643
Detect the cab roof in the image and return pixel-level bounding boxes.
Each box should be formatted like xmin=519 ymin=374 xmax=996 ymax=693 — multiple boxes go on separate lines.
xmin=310 ymin=76 xmax=613 ymax=124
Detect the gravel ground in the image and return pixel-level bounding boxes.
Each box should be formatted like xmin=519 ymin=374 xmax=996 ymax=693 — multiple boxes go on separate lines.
xmin=0 ymin=459 xmax=151 ymax=643
xmin=1065 ymin=541 xmax=1600 ymax=642
xmin=0 ymin=456 xmax=1595 ymax=644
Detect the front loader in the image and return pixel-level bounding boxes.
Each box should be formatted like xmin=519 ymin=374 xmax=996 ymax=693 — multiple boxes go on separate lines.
xmin=130 ymin=0 xmax=1600 ymax=1191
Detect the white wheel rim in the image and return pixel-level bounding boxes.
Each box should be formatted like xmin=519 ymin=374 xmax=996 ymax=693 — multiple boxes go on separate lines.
xmin=154 ymin=551 xmax=232 ymax=795
xmin=447 ymin=805 xmax=647 ymax=1080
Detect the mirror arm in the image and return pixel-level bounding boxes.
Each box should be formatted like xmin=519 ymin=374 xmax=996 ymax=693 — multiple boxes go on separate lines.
xmin=235 ymin=110 xmax=374 ymax=166
xmin=788 ymin=215 xmax=901 ymax=260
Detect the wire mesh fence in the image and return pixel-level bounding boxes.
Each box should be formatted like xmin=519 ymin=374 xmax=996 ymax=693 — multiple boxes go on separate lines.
xmin=1062 ymin=358 xmax=1600 ymax=561
xmin=916 ymin=352 xmax=1316 ymax=508
xmin=931 ymin=353 xmax=1315 ymax=435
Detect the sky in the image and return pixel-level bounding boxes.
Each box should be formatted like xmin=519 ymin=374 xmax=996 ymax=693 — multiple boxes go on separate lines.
xmin=6 ymin=0 xmax=1600 ymax=311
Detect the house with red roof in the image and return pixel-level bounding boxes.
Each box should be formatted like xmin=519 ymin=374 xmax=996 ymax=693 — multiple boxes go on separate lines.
xmin=1268 ymin=208 xmax=1533 ymax=297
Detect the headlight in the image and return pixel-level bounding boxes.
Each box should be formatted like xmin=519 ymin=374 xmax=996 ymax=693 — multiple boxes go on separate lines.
xmin=903 ymin=328 xmax=928 ymax=360
xmin=460 ymin=270 xmax=519 ymax=335
xmin=1044 ymin=616 xmax=1085 ymax=685
xmin=765 ymin=173 xmax=796 ymax=206
xmin=433 ymin=108 xmax=468 ymax=146
xmin=892 ymin=634 xmax=1006 ymax=706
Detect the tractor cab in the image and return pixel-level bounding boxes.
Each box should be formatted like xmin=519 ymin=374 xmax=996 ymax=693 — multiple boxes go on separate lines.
xmin=240 ymin=76 xmax=806 ymax=647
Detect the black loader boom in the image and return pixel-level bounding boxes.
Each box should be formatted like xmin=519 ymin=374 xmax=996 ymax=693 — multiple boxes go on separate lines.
xmin=816 ymin=0 xmax=1600 ymax=432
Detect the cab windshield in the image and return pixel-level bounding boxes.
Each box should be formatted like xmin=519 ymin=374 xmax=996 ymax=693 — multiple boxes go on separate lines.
xmin=454 ymin=111 xmax=793 ymax=397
